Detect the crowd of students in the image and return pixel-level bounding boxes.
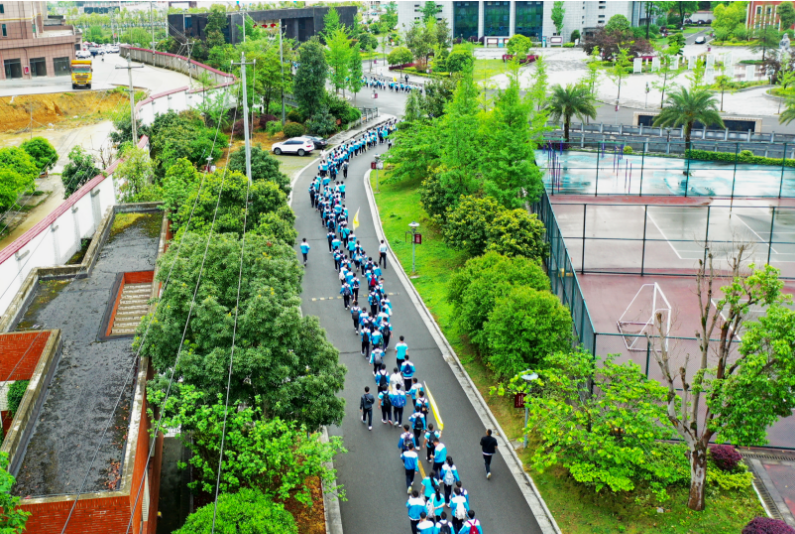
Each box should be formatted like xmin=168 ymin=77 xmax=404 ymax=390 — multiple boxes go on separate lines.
xmin=362 ymin=75 xmax=423 ymax=94
xmin=301 ymin=119 xmax=486 ymax=534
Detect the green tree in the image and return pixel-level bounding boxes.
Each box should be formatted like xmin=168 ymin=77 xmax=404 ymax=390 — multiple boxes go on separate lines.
xmin=751 ymin=24 xmax=782 ymax=61
xmin=0 ymin=452 xmax=30 ymax=533
xmin=115 ymin=146 xmax=155 ymax=202
xmin=0 ymin=169 xmax=25 ymax=211
xmin=404 ymin=19 xmax=436 ymax=67
xmin=484 ymin=286 xmax=572 ymax=376
xmin=387 ymin=46 xmax=413 ymax=66
xmin=228 ymin=145 xmax=291 ymax=195
xmin=497 ymin=350 xmax=687 ymax=500
xmin=780 ymin=96 xmax=795 ymax=124
xmin=154 ymin=385 xmax=344 ymax=501
xmin=605 ymin=14 xmax=631 ymax=34
xmin=294 ymin=40 xmax=328 ymax=118
xmin=326 ymin=27 xmax=351 ymax=95
xmin=404 ymin=91 xmax=423 ymax=122
xmin=348 ymin=47 xmax=364 ymax=103
xmin=447 ymin=251 xmax=549 ymax=352
xmin=712 ymin=1 xmax=748 ymax=41
xmin=551 ymin=1 xmax=565 ymax=35
xmin=714 ymin=74 xmax=736 ymax=112
xmin=176 ymin=489 xmax=296 ymax=534
xmin=608 ymin=47 xmax=630 ymax=109
xmin=205 ymin=5 xmax=228 ymax=50
xmin=421 ymin=1 xmax=439 ymax=22
xmin=649 ymin=252 xmax=795 ymax=511
xmin=322 ymin=6 xmax=342 ymax=41
xmin=19 ymin=137 xmax=58 ymax=173
xmin=162 ymin=158 xmax=200 ymax=215
xmin=653 ymin=85 xmax=724 ymax=149
xmin=584 ymin=46 xmax=602 ymax=97
xmin=486 ymin=209 xmax=548 ymax=261
xmin=779 ymin=1 xmax=795 ymax=30
xmin=307 ymin=106 xmax=338 ymax=137
xmin=673 ymin=1 xmax=699 ymax=27
xmin=445 ymin=48 xmax=474 ymax=73
xmin=381 ymin=1 xmax=398 ymax=30
xmin=507 ymin=34 xmax=532 ymax=56
xmin=443 ymin=195 xmax=502 ymax=257
xmin=545 ymin=83 xmax=597 ymax=143
xmin=61 ymin=145 xmax=100 ymax=198
xmin=651 ymin=48 xmax=680 ymax=108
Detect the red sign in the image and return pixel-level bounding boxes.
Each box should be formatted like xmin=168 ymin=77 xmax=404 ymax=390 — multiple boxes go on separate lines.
xmin=370 ymin=161 xmax=377 ymax=170
xmin=413 ymin=233 xmax=422 ymax=244
xmin=514 ymin=392 xmax=526 ymax=408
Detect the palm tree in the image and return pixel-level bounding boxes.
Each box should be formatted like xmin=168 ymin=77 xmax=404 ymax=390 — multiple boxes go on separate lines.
xmin=545 ymin=83 xmax=598 ymax=144
xmin=780 ymin=98 xmax=795 ymax=125
xmin=653 ymin=86 xmax=724 ymax=151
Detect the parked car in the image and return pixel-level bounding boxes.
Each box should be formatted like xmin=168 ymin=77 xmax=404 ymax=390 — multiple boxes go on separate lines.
xmin=695 ymin=35 xmax=706 ymax=44
xmin=110 ymin=45 xmax=120 ymax=53
xmin=272 ymin=137 xmax=314 ymax=156
xmin=76 ymin=50 xmax=91 ymax=59
xmin=304 ymin=135 xmax=328 ymax=150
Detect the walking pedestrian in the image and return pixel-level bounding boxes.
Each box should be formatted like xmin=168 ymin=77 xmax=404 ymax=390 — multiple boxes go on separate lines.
xmin=427 ymin=485 xmax=445 ymax=520
xmin=378 ymin=385 xmax=392 ymax=424
xmin=399 ymin=424 xmax=416 ymax=452
xmin=300 ymin=238 xmax=310 ymax=266
xmin=326 ymin=230 xmax=334 ymax=252
xmin=424 ymin=424 xmax=440 ymax=463
xmin=390 ymin=383 xmax=407 ymax=426
xmin=379 ymin=239 xmax=388 ymax=268
xmin=375 ymin=364 xmax=389 ymax=393
xmin=459 ymin=510 xmax=483 ymax=534
xmin=409 ymin=407 xmax=426 ymax=443
xmin=421 ymin=470 xmax=441 ymax=501
xmin=435 ymin=512 xmax=453 ymax=534
xmin=401 ymin=355 xmax=416 ymax=392
xmin=371 ymin=346 xmax=384 ymax=375
xmin=417 ymin=511 xmax=435 ymax=534
xmin=359 ymin=386 xmax=374 ymax=430
xmin=480 ymin=429 xmax=499 ymax=479
xmin=360 ymin=325 xmax=371 ymax=359
xmin=450 ymin=488 xmax=469 ymax=533
xmin=390 ymin=367 xmax=403 ymax=393
xmin=432 ymin=438 xmax=447 ymax=475
xmin=395 ymin=335 xmax=409 ymax=366
xmin=351 ymin=301 xmax=361 ymax=333
xmin=407 ymin=491 xmax=425 ymax=534
xmin=441 ymin=456 xmax=460 ymax=505
xmin=401 ymin=443 xmax=419 ymax=493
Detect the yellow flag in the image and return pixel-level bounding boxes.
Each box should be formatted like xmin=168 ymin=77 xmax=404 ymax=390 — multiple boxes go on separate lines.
xmin=353 ymin=208 xmax=360 ymax=231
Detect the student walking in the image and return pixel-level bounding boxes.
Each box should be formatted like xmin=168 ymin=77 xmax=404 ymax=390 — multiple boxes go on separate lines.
xmin=390 ymin=383 xmax=407 ymax=426
xmin=401 ymin=356 xmax=416 ymax=392
xmin=395 ymin=335 xmax=409 ymax=366
xmin=435 ymin=512 xmax=453 ymax=534
xmin=459 ymin=511 xmax=484 ymax=534
xmin=375 ymin=364 xmax=389 ymax=393
xmin=441 ymin=456 xmax=461 ymax=505
xmin=359 ymin=386 xmax=374 ymax=430
xmin=407 ymin=491 xmax=425 ymax=534
xmin=417 ymin=512 xmax=435 ymax=534
xmin=300 ymin=238 xmax=310 ymax=266
xmin=424 ymin=424 xmax=440 ymax=463
xmin=432 ymin=439 xmax=447 ymax=480
xmin=480 ymin=429 xmax=499 ymax=479
xmin=378 ymin=386 xmax=392 ymax=424
xmin=409 ymin=408 xmax=426 ymax=444
xmin=351 ymin=302 xmax=361 ymax=333
xmin=426 ymin=487 xmax=445 ymax=523
xmin=450 ymin=488 xmax=470 ymax=534
xmin=379 ymin=239 xmax=388 ymax=268
xmin=401 ymin=443 xmax=419 ymax=493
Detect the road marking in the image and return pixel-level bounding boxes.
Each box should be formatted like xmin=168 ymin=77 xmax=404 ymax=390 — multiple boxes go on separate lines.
xmin=424 ymin=382 xmax=444 ymax=432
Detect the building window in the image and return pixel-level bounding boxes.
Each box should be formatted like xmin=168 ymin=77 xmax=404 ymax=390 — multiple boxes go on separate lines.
xmin=4 ymin=59 xmax=21 ymax=79
xmin=0 ymin=4 xmax=4 ymax=14
xmin=484 ymin=1 xmax=510 ymax=37
xmin=757 ymin=6 xmax=762 ymax=15
xmin=53 ymin=57 xmax=71 ymax=76
xmin=30 ymin=57 xmax=47 ymax=77
xmin=1 ymin=24 xmax=5 ymax=37
xmin=767 ymin=7 xmax=773 ymax=15
xmin=515 ymin=1 xmax=543 ymax=40
xmin=453 ymin=1 xmax=478 ymax=41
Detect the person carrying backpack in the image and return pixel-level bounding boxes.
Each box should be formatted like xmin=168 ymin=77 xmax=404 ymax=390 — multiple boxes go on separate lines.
xmin=375 ymin=364 xmax=389 ymax=393
xmin=432 ymin=438 xmax=447 ymax=475
xmin=450 ymin=488 xmax=469 ymax=534
xmin=400 ymin=443 xmax=419 ymax=493
xmin=417 ymin=512 xmax=435 ymax=534
xmin=390 ymin=383 xmax=407 ymax=426
xmin=359 ymin=386 xmax=375 ymax=430
xmin=378 ymin=386 xmax=392 ymax=425
xmin=421 ymin=470 xmax=441 ymax=501
xmin=441 ymin=456 xmax=460 ymax=505
xmin=458 ymin=510 xmax=483 ymax=534
xmin=390 ymin=367 xmax=403 ymax=393
xmin=424 ymin=424 xmax=441 ymax=463
xmin=427 ymin=486 xmax=445 ymax=524
xmin=435 ymin=512 xmax=453 ymax=534
xmin=350 ymin=301 xmax=361 ymax=334
xmin=406 ymin=491 xmax=425 ymax=534
xmin=340 ymin=282 xmax=352 ymax=309
xmin=370 ymin=347 xmax=384 ymax=375
xmin=409 ymin=408 xmax=426 ymax=443
xmin=360 ymin=326 xmax=371 ymax=360
xmin=400 ymin=356 xmax=416 ymax=392
xmin=398 ymin=424 xmax=416 ymax=452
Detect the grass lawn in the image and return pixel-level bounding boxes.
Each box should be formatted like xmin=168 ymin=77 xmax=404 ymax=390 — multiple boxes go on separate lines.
xmin=370 ymin=171 xmax=766 ymax=534
xmin=473 ymin=58 xmax=510 ymax=83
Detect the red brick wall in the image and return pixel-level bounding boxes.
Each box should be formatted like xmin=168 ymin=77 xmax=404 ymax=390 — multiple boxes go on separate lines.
xmin=0 ymin=332 xmax=51 ymax=381
xmin=123 ymin=271 xmax=154 ymax=285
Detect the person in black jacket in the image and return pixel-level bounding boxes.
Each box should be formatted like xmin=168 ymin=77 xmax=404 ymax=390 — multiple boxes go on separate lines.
xmin=360 ymin=386 xmax=375 ymax=430
xmin=480 ymin=429 xmax=499 ymax=479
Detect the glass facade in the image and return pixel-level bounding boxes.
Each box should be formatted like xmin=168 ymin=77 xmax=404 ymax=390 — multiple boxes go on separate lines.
xmin=484 ymin=1 xmax=510 ymax=37
xmin=453 ymin=1 xmax=479 ymax=41
xmin=515 ymin=1 xmax=543 ymax=39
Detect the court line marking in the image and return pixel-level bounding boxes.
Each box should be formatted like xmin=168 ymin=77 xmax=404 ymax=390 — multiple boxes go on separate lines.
xmin=645 ymin=211 xmax=684 ymax=260
xmin=733 ymin=212 xmax=779 ymax=255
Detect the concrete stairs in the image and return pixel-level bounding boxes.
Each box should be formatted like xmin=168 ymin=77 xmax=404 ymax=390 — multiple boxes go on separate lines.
xmin=111 ymin=283 xmax=152 ymax=336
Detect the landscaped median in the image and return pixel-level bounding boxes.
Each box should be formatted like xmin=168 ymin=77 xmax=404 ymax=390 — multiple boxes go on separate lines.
xmin=369 ymin=171 xmax=767 ymax=534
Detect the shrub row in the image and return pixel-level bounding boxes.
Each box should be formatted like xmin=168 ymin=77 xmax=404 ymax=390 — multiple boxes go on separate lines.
xmin=685 ymin=149 xmax=795 ymax=167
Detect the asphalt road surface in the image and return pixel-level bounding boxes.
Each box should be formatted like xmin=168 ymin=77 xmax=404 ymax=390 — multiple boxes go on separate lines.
xmin=291 ymin=93 xmax=545 ymax=532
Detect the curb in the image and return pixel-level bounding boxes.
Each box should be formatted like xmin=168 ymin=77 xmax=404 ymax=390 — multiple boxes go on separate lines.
xmin=320 ymin=426 xmax=344 ymax=534
xmin=363 ymin=169 xmax=562 ymax=534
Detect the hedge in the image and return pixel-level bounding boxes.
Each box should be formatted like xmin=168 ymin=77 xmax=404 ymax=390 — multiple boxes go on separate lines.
xmin=685 ymin=149 xmax=795 ymax=167
xmin=7 ymin=380 xmax=29 ymax=416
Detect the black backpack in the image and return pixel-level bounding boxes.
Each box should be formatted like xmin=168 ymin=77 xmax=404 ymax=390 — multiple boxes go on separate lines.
xmin=378 ymin=372 xmax=388 ymax=387
xmin=414 ymin=414 xmax=424 ymax=430
xmin=382 ymin=391 xmax=392 ymax=408
xmin=437 ymin=522 xmax=452 ymax=534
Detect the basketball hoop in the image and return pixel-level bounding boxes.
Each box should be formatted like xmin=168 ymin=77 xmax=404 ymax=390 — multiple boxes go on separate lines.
xmin=616 ymin=283 xmax=672 ymax=351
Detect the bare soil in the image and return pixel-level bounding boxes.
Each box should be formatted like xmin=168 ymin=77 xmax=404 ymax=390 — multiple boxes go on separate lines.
xmin=0 ymin=90 xmax=128 ymax=133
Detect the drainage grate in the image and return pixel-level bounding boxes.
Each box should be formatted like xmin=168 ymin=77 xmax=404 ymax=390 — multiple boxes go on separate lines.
xmin=753 ymin=479 xmax=785 ymax=521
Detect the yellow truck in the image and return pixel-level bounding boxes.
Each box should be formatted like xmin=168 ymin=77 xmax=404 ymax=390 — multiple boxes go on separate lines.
xmin=70 ymin=59 xmax=92 ymax=90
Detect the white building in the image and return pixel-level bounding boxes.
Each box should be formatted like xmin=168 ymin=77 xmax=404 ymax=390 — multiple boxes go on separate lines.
xmin=398 ymin=1 xmax=646 ymax=44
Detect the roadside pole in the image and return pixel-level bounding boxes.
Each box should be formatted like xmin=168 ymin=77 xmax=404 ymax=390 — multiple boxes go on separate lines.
xmin=232 ymin=53 xmax=256 ymax=183
xmin=116 ymin=56 xmax=144 ymax=142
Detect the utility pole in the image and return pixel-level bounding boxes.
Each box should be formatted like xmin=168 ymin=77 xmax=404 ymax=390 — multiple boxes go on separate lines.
xmin=116 ymin=56 xmax=144 ymax=142
xmin=231 ymin=53 xmax=256 ymax=183
xmin=279 ymin=20 xmax=285 ymax=125
xmin=150 ymin=1 xmax=155 ymax=51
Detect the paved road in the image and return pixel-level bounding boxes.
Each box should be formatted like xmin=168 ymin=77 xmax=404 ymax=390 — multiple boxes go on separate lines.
xmin=291 ymin=94 xmax=544 ymax=533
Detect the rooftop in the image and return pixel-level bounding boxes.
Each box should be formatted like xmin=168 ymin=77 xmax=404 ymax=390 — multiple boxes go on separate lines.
xmin=10 ymin=211 xmax=161 ymax=497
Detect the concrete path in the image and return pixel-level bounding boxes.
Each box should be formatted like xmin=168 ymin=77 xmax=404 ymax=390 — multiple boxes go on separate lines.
xmin=291 ymin=128 xmax=550 ymax=534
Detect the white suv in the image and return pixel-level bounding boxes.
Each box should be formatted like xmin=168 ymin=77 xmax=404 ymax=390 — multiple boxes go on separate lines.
xmin=272 ymin=137 xmax=314 ymax=156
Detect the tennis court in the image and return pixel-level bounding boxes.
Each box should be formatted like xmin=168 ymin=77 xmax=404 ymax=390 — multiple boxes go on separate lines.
xmin=539 ymin=149 xmax=795 ymax=198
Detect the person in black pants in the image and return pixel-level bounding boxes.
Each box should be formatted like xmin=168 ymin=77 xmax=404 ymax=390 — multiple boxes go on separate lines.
xmin=480 ymin=428 xmax=499 ymax=479
xmin=359 ymin=386 xmax=374 ymax=430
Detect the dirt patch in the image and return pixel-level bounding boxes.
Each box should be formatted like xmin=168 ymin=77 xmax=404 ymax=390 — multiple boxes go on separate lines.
xmin=15 ymin=280 xmax=70 ymax=331
xmin=283 ymin=477 xmax=326 ymax=534
xmin=218 ymin=131 xmax=284 ymax=166
xmin=109 ymin=212 xmax=162 ymax=243
xmin=0 ymin=90 xmax=128 ymax=133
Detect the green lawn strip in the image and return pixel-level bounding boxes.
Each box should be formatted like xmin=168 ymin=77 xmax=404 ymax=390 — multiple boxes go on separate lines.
xmin=474 ymin=59 xmax=509 ymax=83
xmin=370 ymin=172 xmax=765 ymax=534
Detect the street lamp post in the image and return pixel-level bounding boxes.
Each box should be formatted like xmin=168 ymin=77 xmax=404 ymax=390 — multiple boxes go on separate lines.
xmin=409 ymin=221 xmax=420 ymax=274
xmin=521 ymin=371 xmax=539 ymax=449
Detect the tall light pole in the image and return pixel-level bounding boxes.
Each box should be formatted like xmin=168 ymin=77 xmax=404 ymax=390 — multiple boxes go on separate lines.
xmin=150 ymin=1 xmax=155 ymax=50
xmin=231 ymin=53 xmax=256 ymax=183
xmin=116 ymin=55 xmax=143 ymax=142
xmin=279 ymin=20 xmax=285 ymax=125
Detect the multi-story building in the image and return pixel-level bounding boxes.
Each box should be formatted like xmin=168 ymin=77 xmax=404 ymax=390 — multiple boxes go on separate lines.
xmin=398 ymin=1 xmax=646 ymax=43
xmin=0 ymin=1 xmax=82 ymax=80
xmin=746 ymin=1 xmax=795 ymax=30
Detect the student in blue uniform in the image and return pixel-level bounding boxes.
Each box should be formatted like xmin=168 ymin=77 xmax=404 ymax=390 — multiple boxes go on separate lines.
xmin=400 ymin=443 xmax=419 ymax=493
xmin=300 ymin=238 xmax=310 ymax=266
xmin=407 ymin=491 xmax=425 ymax=534
xmin=401 ymin=356 xmax=416 ymax=392
xmin=441 ymin=456 xmax=460 ymax=505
